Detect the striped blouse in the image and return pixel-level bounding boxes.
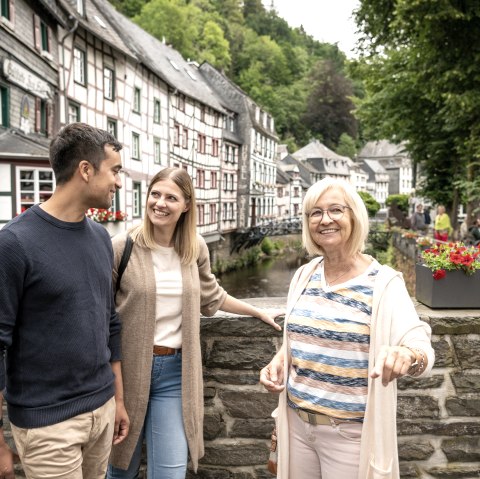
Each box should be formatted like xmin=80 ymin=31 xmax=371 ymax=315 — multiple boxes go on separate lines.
xmin=286 ymin=259 xmax=379 ymax=422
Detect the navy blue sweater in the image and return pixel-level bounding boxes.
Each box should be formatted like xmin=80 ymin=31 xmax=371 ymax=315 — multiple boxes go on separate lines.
xmin=0 ymin=205 xmax=121 ymax=428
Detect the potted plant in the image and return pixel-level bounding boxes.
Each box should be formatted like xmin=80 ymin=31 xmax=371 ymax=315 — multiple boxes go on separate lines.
xmin=416 ymin=242 xmax=480 ymax=308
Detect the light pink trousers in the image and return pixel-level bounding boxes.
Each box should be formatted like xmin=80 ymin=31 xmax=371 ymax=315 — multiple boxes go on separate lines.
xmin=288 ymin=407 xmax=362 ymax=478
xmin=11 ymin=396 xmax=116 ymax=479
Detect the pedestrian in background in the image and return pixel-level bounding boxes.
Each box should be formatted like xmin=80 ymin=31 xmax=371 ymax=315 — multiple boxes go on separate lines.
xmin=260 ymin=177 xmax=434 ymax=479
xmin=434 ymin=205 xmax=453 ymax=243
xmin=107 ymin=167 xmax=282 ymax=479
xmin=410 ymin=204 xmax=427 ymax=232
xmin=0 ymin=123 xmax=129 ymax=479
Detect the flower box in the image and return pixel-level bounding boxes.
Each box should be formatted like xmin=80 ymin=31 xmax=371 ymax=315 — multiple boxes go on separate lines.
xmin=415 ymin=264 xmax=480 ymax=309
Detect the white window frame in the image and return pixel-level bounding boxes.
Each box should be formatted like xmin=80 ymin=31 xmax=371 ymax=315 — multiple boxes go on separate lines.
xmin=73 ymin=48 xmax=86 ymax=85
xmin=16 ymin=167 xmax=55 ymax=214
xmin=132 ymin=132 xmax=140 ymax=159
xmin=132 ymin=182 xmax=141 ymax=217
xmin=103 ymin=66 xmax=114 ymax=100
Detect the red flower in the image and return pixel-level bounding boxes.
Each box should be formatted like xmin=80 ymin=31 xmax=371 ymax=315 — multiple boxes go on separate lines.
xmin=433 ymin=269 xmax=446 ymax=280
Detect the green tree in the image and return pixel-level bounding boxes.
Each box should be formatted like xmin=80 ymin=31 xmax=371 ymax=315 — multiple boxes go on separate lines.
xmin=336 ymin=133 xmax=357 ymax=159
xmin=358 ymin=191 xmax=380 ymax=217
xmin=386 ymin=194 xmax=409 ymax=215
xmin=197 ymin=20 xmax=231 ymax=71
xmin=302 ymin=60 xmax=358 ymax=149
xmin=354 ymin=0 xmax=480 ymax=226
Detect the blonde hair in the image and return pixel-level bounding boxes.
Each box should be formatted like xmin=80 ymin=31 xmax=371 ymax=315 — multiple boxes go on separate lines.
xmin=302 ymin=177 xmax=369 ymax=257
xmin=131 ymin=167 xmax=198 ymax=264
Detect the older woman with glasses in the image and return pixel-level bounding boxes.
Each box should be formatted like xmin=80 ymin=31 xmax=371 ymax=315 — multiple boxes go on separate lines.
xmin=260 ymin=178 xmax=434 ymax=479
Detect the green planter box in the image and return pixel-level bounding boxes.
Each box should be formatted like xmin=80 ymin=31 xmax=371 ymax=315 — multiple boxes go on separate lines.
xmin=415 ymin=264 xmax=480 ymax=309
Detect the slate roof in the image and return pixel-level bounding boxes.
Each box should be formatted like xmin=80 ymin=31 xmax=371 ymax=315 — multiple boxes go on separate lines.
xmin=61 ymin=0 xmax=135 ymax=59
xmin=278 ymin=155 xmax=311 ymax=188
xmin=94 ymin=0 xmax=226 ymax=113
xmin=276 ymin=168 xmax=290 ymax=185
xmin=359 ymin=159 xmax=390 ymax=182
xmin=358 ymin=140 xmax=408 ymax=159
xmin=0 ymin=128 xmax=50 ymax=158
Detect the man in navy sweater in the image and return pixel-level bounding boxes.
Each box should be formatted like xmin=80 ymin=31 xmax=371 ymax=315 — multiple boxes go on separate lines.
xmin=0 ymin=123 xmax=129 ymax=478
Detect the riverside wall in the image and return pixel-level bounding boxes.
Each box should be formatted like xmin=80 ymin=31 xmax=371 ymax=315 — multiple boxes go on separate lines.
xmin=5 ymin=298 xmax=480 ymax=478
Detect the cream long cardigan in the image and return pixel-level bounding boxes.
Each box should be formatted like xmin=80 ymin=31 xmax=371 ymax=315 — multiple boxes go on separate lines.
xmin=109 ymin=232 xmax=227 ymax=471
xmin=274 ymin=257 xmax=435 ymax=479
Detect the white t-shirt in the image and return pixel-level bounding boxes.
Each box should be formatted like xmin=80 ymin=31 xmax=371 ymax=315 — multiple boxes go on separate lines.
xmin=151 ymin=246 xmax=183 ymax=349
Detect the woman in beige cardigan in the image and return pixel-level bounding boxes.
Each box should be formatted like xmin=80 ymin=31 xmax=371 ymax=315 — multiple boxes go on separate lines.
xmin=260 ymin=178 xmax=434 ymax=478
xmin=107 ymin=168 xmax=281 ymax=479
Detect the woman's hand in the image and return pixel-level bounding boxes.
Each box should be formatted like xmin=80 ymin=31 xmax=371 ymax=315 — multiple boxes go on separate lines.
xmin=257 ymin=309 xmax=284 ymax=331
xmin=260 ymin=352 xmax=285 ymax=393
xmin=370 ymin=345 xmax=416 ymax=386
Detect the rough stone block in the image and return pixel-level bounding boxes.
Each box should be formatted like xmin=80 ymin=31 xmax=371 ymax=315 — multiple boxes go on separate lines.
xmin=430 ymin=315 xmax=480 ymax=335
xmin=450 ymin=372 xmax=480 ymax=393
xmin=254 ymin=467 xmax=276 ymax=479
xmin=451 ymin=337 xmax=480 ymax=368
xmin=204 ymin=411 xmax=226 ymax=440
xmin=426 ymin=465 xmax=480 ymax=477
xmin=219 ymin=391 xmax=278 ymax=419
xmin=432 ymin=339 xmax=455 ymax=367
xmin=441 ymin=436 xmax=480 ymax=461
xmin=397 ymin=396 xmax=440 ymax=419
xmin=204 ymin=369 xmax=261 ymax=385
xmin=397 ymin=374 xmax=444 ymax=390
xmin=187 ymin=468 xmax=231 ymax=479
xmin=203 ymin=442 xmax=269 ymax=466
xmin=206 ymin=339 xmax=275 ymax=370
xmin=398 ymin=421 xmax=480 ymax=436
xmin=398 ymin=441 xmax=435 ymax=460
xmin=201 ymin=317 xmax=283 ymax=338
xmin=445 ymin=396 xmax=480 ymax=416
xmin=399 ymin=462 xmax=420 ymax=478
xmin=231 ymin=419 xmax=275 ymax=439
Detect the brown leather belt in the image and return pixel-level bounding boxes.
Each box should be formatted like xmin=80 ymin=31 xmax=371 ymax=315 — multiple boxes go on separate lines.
xmin=294 ymin=408 xmax=349 ymax=426
xmin=153 ymin=345 xmax=181 ymax=356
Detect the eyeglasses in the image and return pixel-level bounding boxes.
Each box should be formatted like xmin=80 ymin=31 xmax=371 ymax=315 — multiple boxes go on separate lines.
xmin=306 ymin=204 xmax=351 ymax=222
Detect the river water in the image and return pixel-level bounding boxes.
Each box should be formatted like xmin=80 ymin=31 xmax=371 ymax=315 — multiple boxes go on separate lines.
xmin=216 ymin=251 xmax=308 ymax=299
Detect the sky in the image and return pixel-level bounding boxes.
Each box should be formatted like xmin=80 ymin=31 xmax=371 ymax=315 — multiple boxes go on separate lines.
xmin=263 ymin=0 xmax=361 ymax=58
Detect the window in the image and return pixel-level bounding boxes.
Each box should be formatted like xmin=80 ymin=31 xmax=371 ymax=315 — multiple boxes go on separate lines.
xmin=107 ymin=118 xmax=117 ymax=137
xmin=197 ymin=134 xmax=206 ymax=153
xmin=212 ymin=139 xmax=219 ymax=157
xmin=223 ymin=173 xmax=228 ymax=192
xmin=73 ymin=48 xmax=86 ymax=85
xmin=17 ymin=168 xmax=54 ymax=213
xmin=196 ymin=169 xmax=205 ymax=188
xmin=133 ymin=87 xmax=141 ymax=113
xmin=228 ymin=116 xmax=235 ymax=133
xmin=173 ymin=124 xmax=180 ymax=146
xmin=132 ymin=182 xmax=141 ymax=218
xmin=35 ymin=19 xmax=50 ymax=53
xmin=277 ymin=187 xmax=283 ymax=198
xmin=154 ymin=137 xmax=161 ymax=164
xmin=103 ymin=67 xmax=115 ymax=100
xmin=211 ymin=171 xmax=217 ymax=189
xmin=197 ymin=204 xmax=204 ymax=225
xmin=213 ymin=112 xmax=219 ymax=127
xmin=294 ymin=187 xmax=300 ymax=198
xmin=68 ymin=102 xmax=80 ymax=123
xmin=153 ymin=99 xmax=161 ymax=123
xmin=210 ymin=204 xmax=216 ymax=224
xmin=177 ymin=94 xmax=185 ymax=112
xmin=76 ymin=0 xmax=84 ymax=15
xmin=229 ymin=174 xmax=235 ymax=191
xmin=132 ymin=132 xmax=140 ymax=159
xmin=200 ymin=106 xmax=205 ymax=122
xmin=229 ymin=202 xmax=234 ymax=220
xmin=1 ymin=0 xmax=10 ymax=19
xmin=223 ymin=203 xmax=227 ymax=221
xmin=35 ymin=98 xmax=47 ymax=134
xmin=182 ymin=128 xmax=188 ymax=149
xmin=0 ymin=85 xmax=9 ymax=127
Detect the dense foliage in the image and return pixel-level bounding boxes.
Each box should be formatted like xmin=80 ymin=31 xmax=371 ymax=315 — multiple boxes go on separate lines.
xmin=358 ymin=191 xmax=380 ymax=217
xmin=109 ymin=0 xmax=359 ymax=153
xmin=353 ymin=0 xmax=480 ymax=226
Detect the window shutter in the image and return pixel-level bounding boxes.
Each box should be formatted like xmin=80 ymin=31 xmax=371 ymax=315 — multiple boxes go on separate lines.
xmin=47 ymin=26 xmax=52 ymax=53
xmin=35 ymin=97 xmax=41 ymax=132
xmin=33 ymin=15 xmax=41 ymax=51
xmin=8 ymin=0 xmax=15 ymax=24
xmin=46 ymin=103 xmax=53 ymax=137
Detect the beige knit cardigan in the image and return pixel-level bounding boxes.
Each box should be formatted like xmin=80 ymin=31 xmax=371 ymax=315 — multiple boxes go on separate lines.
xmin=109 ymin=231 xmax=227 ymax=471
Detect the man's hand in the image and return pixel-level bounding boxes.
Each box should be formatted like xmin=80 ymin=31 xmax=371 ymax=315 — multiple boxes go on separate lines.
xmin=0 ymin=440 xmax=15 ymax=479
xmin=113 ymin=400 xmax=130 ymax=445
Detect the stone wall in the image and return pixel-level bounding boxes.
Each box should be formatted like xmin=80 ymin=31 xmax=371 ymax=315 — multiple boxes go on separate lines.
xmin=4 ymin=298 xmax=480 ymax=478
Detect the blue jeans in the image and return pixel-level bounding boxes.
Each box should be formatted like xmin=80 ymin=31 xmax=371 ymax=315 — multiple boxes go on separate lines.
xmin=107 ymin=352 xmax=188 ymax=479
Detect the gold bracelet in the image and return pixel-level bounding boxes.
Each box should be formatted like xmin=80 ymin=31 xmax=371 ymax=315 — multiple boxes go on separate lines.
xmin=405 ymin=347 xmax=425 ymax=376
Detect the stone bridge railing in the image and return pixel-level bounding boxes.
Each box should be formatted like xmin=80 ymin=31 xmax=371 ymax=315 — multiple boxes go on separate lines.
xmin=5 ymin=298 xmax=480 ymax=478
